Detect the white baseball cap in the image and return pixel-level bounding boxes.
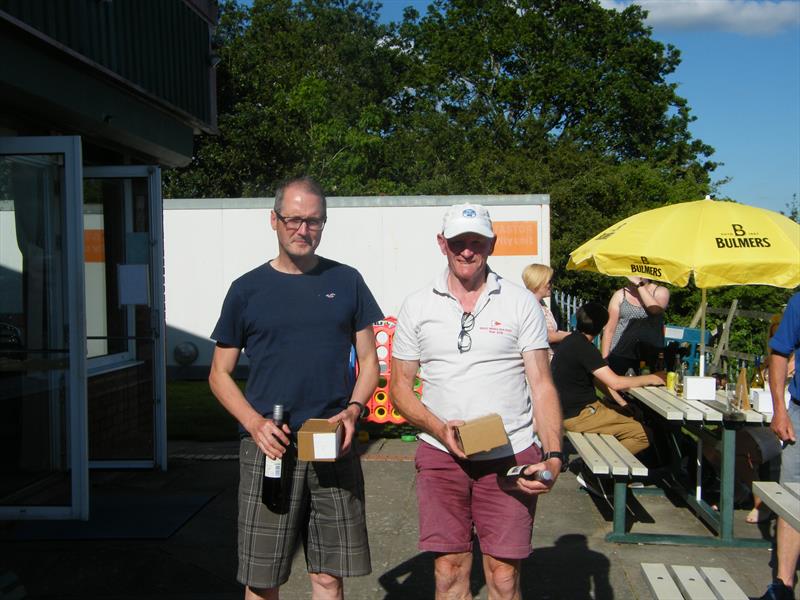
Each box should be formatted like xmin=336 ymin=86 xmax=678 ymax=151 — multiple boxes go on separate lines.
xmin=442 ymin=203 xmax=495 ymax=239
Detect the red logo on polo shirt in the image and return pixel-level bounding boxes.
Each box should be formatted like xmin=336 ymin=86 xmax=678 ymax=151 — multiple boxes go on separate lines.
xmin=481 ymin=321 xmax=512 ymax=335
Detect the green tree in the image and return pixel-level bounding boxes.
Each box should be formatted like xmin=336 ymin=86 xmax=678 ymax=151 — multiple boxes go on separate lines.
xmin=169 ymin=1 xmax=787 ymax=336
xmin=387 ymin=0 xmax=715 ymax=172
xmin=164 ymin=0 xmax=403 ymax=198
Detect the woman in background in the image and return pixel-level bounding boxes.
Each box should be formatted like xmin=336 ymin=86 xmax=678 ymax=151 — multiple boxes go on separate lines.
xmin=522 ymin=264 xmax=570 ymax=360
xmin=602 ymin=276 xmax=670 ymax=375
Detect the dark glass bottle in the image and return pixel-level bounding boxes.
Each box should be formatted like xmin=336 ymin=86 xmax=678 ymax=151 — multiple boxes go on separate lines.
xmin=654 ymin=351 xmax=666 ymax=373
xmin=262 ymin=404 xmax=292 ymax=513
xmin=504 ymin=465 xmax=553 ymax=482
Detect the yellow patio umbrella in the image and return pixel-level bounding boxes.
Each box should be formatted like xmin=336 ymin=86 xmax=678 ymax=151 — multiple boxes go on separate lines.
xmin=567 ymin=198 xmax=800 ymax=375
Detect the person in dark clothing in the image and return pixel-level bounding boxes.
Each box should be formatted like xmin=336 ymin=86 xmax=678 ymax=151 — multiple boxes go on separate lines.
xmin=552 ymin=302 xmax=664 ymax=455
xmin=209 ymin=176 xmax=383 ymax=600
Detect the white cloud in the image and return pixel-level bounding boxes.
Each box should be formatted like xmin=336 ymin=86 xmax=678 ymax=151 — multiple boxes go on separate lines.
xmin=600 ymin=1 xmax=800 ymax=35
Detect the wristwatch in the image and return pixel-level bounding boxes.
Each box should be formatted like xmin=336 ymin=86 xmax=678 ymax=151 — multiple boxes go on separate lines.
xmin=543 ymin=451 xmax=566 ymax=462
xmin=346 ymin=400 xmax=368 ymax=419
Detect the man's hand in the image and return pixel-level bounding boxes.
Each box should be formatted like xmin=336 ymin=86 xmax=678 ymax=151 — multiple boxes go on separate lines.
xmin=771 ymin=410 xmax=797 ymax=444
xmin=513 ymin=462 xmax=559 ymax=496
xmin=438 ymin=420 xmax=467 ymax=459
xmin=248 ymin=416 xmax=291 ymax=460
xmin=328 ymin=403 xmax=363 ymax=454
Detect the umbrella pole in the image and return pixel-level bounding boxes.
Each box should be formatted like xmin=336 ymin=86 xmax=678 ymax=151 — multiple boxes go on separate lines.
xmin=699 ymin=288 xmax=707 ymax=377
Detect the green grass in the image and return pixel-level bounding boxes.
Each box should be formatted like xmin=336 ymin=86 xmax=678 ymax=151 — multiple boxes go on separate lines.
xmin=167 ymin=380 xmax=240 ymax=441
xmin=166 ymin=380 xmax=420 ymax=442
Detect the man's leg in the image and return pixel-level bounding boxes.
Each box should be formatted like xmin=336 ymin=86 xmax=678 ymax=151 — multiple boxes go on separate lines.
xmin=761 ymin=401 xmax=800 ymax=599
xmin=308 ymin=572 xmax=344 ymax=600
xmin=434 ymin=552 xmax=473 ymax=600
xmin=415 ymin=443 xmax=477 ymax=597
xmin=482 ymin=555 xmax=521 ymax=600
xmin=237 ymin=438 xmax=306 ymax=594
xmin=245 ymin=586 xmax=278 ymax=600
xmin=472 ymin=445 xmax=540 ymax=599
xmin=565 ymin=401 xmax=649 ymax=455
xmin=775 ymin=518 xmax=800 ymax=588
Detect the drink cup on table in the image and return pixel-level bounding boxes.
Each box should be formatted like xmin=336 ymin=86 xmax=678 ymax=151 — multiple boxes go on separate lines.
xmin=725 ymin=383 xmax=738 ymax=412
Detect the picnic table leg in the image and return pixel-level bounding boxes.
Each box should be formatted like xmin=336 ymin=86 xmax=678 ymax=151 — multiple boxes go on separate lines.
xmin=719 ymin=425 xmax=736 ymax=541
xmin=695 ymin=437 xmax=703 ymax=502
xmin=613 ymin=477 xmax=627 ymax=536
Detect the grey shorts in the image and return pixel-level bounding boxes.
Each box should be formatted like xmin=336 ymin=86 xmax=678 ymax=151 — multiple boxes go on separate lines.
xmin=237 ymin=437 xmax=371 ymax=589
xmin=780 ymin=400 xmax=800 ymax=485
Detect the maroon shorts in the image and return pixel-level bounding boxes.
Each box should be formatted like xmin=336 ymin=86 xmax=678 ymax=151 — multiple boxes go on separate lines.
xmin=414 ymin=441 xmax=542 ymax=560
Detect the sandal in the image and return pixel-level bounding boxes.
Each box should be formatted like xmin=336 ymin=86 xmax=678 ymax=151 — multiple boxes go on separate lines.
xmin=746 ymin=507 xmax=772 ymax=524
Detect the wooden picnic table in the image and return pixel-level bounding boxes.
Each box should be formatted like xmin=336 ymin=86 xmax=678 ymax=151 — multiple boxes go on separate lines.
xmin=620 ymin=385 xmax=774 ymax=547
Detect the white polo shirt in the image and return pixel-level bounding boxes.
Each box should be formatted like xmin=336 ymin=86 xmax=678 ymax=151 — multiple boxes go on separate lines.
xmin=392 ymin=268 xmax=549 ymax=459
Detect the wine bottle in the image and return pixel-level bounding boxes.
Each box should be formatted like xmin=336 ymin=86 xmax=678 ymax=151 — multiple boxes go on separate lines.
xmin=750 ymin=355 xmax=765 ymax=389
xmin=654 ymin=351 xmax=666 ymax=373
xmin=675 ymin=361 xmax=686 ymax=396
xmin=262 ymin=404 xmax=291 ymax=512
xmin=504 ymin=465 xmax=554 ymax=482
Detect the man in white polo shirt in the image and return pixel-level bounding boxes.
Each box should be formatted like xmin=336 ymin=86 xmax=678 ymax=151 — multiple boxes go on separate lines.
xmin=390 ymin=203 xmax=564 ymax=600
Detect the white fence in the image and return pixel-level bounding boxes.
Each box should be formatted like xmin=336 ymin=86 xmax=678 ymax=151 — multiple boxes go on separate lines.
xmin=552 ymin=289 xmax=585 ymax=329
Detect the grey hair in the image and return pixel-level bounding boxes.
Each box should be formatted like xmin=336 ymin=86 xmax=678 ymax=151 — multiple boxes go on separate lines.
xmin=274 ymin=176 xmax=327 ymax=214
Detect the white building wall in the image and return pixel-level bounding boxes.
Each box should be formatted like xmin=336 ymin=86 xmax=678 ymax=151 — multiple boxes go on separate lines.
xmin=163 ymin=195 xmax=550 ymax=372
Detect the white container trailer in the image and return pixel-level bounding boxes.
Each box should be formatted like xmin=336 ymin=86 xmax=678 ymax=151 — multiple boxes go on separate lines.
xmin=163 ymin=194 xmax=550 ymax=377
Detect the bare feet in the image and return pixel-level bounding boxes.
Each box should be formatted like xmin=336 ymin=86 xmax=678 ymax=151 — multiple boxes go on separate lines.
xmin=745 ymin=506 xmax=772 ymax=524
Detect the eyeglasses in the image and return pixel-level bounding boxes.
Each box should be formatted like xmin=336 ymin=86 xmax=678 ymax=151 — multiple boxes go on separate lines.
xmin=274 ymin=211 xmax=327 ymax=232
xmin=458 ymin=312 xmax=475 ymax=353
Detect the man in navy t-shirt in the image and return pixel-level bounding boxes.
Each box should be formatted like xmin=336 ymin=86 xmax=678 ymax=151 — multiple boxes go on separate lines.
xmin=209 ymin=176 xmax=383 ymax=600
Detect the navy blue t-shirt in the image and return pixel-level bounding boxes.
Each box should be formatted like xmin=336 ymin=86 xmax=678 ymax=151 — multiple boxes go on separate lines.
xmin=211 ymin=257 xmax=384 ymax=431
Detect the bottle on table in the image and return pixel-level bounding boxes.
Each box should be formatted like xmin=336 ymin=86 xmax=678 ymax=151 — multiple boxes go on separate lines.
xmin=675 ymin=361 xmax=686 ymax=396
xmin=735 ymin=361 xmax=751 ymax=411
xmin=749 ymin=355 xmax=765 ymax=389
xmin=639 ymin=360 xmax=650 ymax=375
xmin=654 ymin=351 xmax=666 ymax=373
xmin=263 ymin=404 xmax=293 ymax=513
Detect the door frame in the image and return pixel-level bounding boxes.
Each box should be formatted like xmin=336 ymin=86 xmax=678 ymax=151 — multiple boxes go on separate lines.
xmin=0 ymin=135 xmax=89 ymax=520
xmin=83 ymin=165 xmax=167 ymax=471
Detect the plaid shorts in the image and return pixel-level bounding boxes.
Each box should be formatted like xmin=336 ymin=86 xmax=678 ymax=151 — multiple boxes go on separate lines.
xmin=237 ymin=437 xmax=371 ymax=589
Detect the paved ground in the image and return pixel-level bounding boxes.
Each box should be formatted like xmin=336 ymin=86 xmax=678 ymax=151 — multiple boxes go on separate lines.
xmin=0 ymin=438 xmax=795 ymax=599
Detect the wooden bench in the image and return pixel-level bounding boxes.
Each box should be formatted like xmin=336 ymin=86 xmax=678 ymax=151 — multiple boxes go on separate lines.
xmin=565 ymin=431 xmax=648 ymax=540
xmin=641 ymin=563 xmax=747 ymax=600
xmin=753 ymin=481 xmax=800 ymax=531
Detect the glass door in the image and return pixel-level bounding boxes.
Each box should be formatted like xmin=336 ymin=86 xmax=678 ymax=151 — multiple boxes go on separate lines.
xmin=0 ymin=136 xmax=88 ymax=519
xmin=82 ymin=166 xmax=166 ymax=470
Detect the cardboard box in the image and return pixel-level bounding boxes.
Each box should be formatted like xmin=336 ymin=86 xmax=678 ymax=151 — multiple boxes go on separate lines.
xmin=684 ymin=376 xmax=716 ymax=401
xmin=750 ymin=388 xmax=791 ymax=413
xmin=298 ymin=419 xmax=342 ymax=461
xmin=454 ymin=413 xmax=508 ymax=456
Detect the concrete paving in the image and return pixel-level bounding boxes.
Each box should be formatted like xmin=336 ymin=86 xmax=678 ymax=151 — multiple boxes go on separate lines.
xmin=0 ymin=438 xmax=794 ymax=599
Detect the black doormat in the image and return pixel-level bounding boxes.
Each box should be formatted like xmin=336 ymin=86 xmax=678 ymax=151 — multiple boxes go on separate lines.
xmin=0 ymin=492 xmax=215 ymax=541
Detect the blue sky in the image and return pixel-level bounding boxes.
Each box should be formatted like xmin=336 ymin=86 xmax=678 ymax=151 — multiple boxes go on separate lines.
xmin=377 ymin=0 xmax=800 ymax=215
